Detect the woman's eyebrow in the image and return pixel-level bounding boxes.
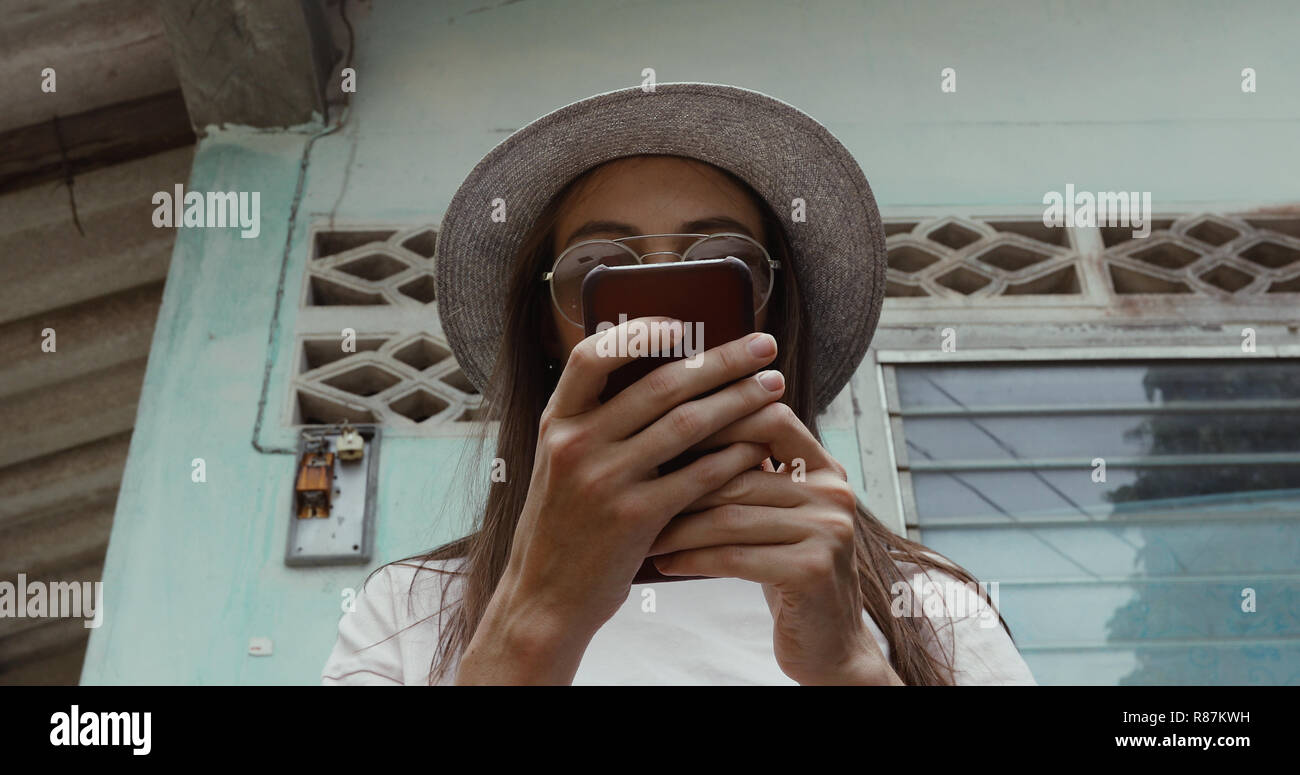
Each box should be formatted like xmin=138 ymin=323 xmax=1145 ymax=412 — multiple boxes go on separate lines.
xmin=680 ymin=216 xmax=756 ymax=238
xmin=562 ymin=220 xmax=640 ymax=245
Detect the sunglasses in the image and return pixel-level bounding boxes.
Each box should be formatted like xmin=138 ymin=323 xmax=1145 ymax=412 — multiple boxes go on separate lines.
xmin=541 ymin=232 xmax=781 ymax=327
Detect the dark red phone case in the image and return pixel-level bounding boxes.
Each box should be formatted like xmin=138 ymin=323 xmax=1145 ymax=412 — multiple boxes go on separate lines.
xmin=581 ymin=257 xmax=757 ymax=583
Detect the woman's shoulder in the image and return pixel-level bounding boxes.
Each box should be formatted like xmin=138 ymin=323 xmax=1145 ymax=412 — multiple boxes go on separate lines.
xmin=370 ymin=555 xmax=469 ymax=623
xmin=889 ymin=552 xmax=998 ymax=626
xmin=888 ymin=549 xmax=1038 ymax=686
xmin=321 ymin=554 xmax=469 ymax=685
xmin=377 ymin=554 xmax=468 ymax=587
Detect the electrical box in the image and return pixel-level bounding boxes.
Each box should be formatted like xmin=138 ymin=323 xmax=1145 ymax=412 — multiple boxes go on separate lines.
xmin=285 ymin=424 xmax=380 ymax=566
xmin=295 ymin=450 xmax=335 ymax=519
xmin=336 ymin=425 xmax=365 ymax=461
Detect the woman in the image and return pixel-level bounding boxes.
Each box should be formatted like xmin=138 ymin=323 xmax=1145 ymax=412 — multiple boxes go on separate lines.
xmin=322 ymin=83 xmax=1036 ymax=685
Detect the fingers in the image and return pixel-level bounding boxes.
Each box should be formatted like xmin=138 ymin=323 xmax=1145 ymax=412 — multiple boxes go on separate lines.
xmin=641 ymin=441 xmax=773 ymax=525
xmin=546 ymin=316 xmax=682 ymax=419
xmin=647 ymin=504 xmax=803 ymax=557
xmin=652 ymin=544 xmax=799 ymax=584
xmin=599 ymin=331 xmax=779 ymax=440
xmin=630 ymin=367 xmax=788 ymax=471
xmin=680 ymin=468 xmax=806 ymax=513
xmin=686 ymin=400 xmax=844 ymax=477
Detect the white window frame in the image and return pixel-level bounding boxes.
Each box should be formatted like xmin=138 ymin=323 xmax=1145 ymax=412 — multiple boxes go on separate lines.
xmin=854 ymin=339 xmax=1300 ymax=540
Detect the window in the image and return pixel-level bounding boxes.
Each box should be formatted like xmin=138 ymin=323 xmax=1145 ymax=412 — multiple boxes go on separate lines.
xmin=883 ymin=357 xmax=1300 ymax=685
xmin=848 ymin=206 xmax=1300 ymax=684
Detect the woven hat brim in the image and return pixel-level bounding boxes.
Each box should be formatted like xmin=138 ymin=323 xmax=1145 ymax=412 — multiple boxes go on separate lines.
xmin=434 ymin=82 xmax=886 ymax=414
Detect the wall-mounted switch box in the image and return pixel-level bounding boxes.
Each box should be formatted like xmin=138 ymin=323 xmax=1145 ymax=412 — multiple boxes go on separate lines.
xmin=336 ymin=425 xmax=365 ymax=461
xmin=285 ymin=424 xmax=380 ymax=566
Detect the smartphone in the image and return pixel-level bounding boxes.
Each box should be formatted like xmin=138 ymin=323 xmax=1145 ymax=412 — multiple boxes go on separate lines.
xmin=581 ymin=257 xmax=757 ymax=583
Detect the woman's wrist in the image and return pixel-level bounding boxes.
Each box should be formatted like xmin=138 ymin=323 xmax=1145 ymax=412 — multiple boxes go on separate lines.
xmin=796 ymin=647 xmax=904 ymax=686
xmin=454 ymin=569 xmax=595 ymax=685
xmin=832 ymin=652 xmax=904 ymax=686
xmin=847 ymin=658 xmax=905 ymax=686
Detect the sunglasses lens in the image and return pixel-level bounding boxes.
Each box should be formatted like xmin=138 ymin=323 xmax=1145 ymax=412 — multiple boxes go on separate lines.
xmin=685 ymin=236 xmax=773 ymax=308
xmin=551 ymin=243 xmax=638 ymax=324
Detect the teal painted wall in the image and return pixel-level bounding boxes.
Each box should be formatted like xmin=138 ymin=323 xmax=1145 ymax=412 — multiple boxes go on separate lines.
xmin=83 ymin=0 xmax=1300 ymax=684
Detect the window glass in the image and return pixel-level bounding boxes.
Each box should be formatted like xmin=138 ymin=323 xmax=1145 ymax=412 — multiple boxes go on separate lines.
xmin=896 ymin=360 xmax=1300 ymax=685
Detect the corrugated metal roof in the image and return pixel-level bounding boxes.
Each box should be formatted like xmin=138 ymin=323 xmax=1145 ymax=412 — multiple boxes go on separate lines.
xmin=0 ymin=147 xmax=195 ymax=684
xmin=0 ymin=0 xmax=194 ymax=683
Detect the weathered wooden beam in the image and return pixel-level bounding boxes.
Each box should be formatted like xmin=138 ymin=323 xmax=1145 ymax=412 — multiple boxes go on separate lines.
xmin=157 ymin=0 xmax=339 ymax=134
xmin=0 ymin=283 xmax=165 ymax=399
xmin=0 ymin=146 xmax=193 ymax=324
xmin=0 ymin=433 xmax=131 ymax=531
xmin=0 ymin=91 xmax=195 ymax=195
xmin=0 ymin=358 xmax=148 ymax=470
xmin=0 ymin=496 xmax=116 ymax=585
xmin=0 ymin=0 xmax=177 ymax=135
xmin=0 ymin=641 xmax=89 ymax=686
xmin=0 ymin=602 xmax=100 ymax=675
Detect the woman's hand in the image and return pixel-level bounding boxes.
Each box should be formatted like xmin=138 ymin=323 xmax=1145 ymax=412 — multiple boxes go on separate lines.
xmin=647 ymin=371 xmax=903 ymax=686
xmin=457 ymin=317 xmax=785 ymax=684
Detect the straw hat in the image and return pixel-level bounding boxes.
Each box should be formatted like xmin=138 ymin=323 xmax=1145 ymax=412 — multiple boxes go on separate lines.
xmin=434 ymin=82 xmax=886 ymax=413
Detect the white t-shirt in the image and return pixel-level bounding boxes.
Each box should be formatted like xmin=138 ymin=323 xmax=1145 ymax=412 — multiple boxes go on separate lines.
xmin=321 ymin=556 xmax=1037 ymax=685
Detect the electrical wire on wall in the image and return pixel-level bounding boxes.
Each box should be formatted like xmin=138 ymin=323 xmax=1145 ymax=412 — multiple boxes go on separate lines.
xmin=251 ymin=0 xmax=356 ymax=455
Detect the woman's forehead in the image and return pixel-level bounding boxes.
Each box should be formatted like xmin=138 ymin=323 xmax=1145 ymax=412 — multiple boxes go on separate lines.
xmin=554 ymin=156 xmax=766 ymax=244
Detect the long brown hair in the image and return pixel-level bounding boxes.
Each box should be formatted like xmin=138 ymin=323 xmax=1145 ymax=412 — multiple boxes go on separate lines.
xmin=387 ymin=155 xmax=1011 ymax=685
